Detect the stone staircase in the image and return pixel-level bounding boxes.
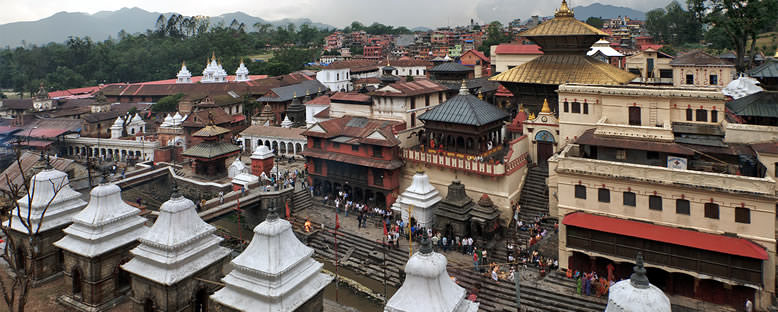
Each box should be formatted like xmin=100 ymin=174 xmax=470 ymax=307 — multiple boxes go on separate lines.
xmin=518 ymin=165 xmax=549 ymax=221
xmin=292 ymin=187 xmax=313 ymax=213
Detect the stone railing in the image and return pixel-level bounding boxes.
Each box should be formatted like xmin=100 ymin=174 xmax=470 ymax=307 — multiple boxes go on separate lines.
xmin=556 ymin=145 xmax=776 ymax=196
xmin=403 ymin=136 xmax=529 ymax=177
xmin=723 ymin=120 xmax=778 ymax=144
xmin=593 ymin=117 xmax=674 ymax=142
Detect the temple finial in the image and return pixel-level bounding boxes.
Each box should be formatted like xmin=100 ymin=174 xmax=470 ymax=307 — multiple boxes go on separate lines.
xmin=541 ymin=98 xmax=551 ymax=113
xmin=266 ymin=199 xmax=279 ymax=221
xmin=170 ymin=180 xmax=181 ymax=199
xmin=555 ymin=0 xmax=575 ymax=17
xmin=630 ymin=252 xmax=650 ymax=289
xmin=458 ymin=80 xmax=469 ymax=95
xmin=419 ymin=231 xmax=432 ymax=254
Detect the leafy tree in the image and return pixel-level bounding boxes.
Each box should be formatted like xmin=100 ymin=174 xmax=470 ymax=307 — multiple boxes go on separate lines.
xmin=658 ymin=46 xmax=677 ymax=56
xmin=152 ymin=93 xmax=184 ymax=112
xmin=478 ymin=21 xmax=511 ymax=57
xmin=585 ymin=17 xmax=604 ymax=29
xmin=689 ymin=0 xmax=778 ymax=71
xmin=646 ymin=1 xmax=702 ymax=46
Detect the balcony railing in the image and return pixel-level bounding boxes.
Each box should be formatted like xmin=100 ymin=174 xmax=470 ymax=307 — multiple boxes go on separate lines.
xmin=556 ymin=145 xmax=776 ymax=196
xmin=403 ymin=136 xmax=529 ymax=177
xmin=593 ymin=117 xmax=674 ymax=142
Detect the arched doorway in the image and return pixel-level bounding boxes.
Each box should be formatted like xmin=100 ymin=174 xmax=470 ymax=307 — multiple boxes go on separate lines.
xmin=193 ymin=287 xmax=208 ymax=312
xmin=143 ymin=298 xmax=154 ymax=312
xmin=72 ymin=267 xmax=83 ymax=299
xmin=535 ymin=130 xmax=555 ymax=166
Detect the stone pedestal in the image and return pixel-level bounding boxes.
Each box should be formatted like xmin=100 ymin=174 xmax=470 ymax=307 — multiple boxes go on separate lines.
xmin=251 ymin=145 xmax=275 ymax=177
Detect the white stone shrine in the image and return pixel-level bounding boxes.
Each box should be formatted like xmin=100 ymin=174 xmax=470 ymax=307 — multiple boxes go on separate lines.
xmin=54 ymin=178 xmax=147 ymax=258
xmin=605 ymin=253 xmax=671 ymax=312
xmin=210 ymin=205 xmax=332 ymax=311
xmin=228 ymin=157 xmax=249 ymax=178
xmin=392 ymin=170 xmax=442 ymax=228
xmin=9 ymin=166 xmax=86 ymax=233
xmin=202 ymin=52 xmax=228 ymax=83
xmin=122 ymin=184 xmax=230 ymax=286
xmin=235 ymin=59 xmax=250 ymax=82
xmin=385 ymin=234 xmax=479 ymax=312
xmin=176 ymin=61 xmax=193 ymax=83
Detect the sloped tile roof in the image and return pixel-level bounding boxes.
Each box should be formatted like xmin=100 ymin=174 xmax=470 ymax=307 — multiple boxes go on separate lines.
xmin=192 ymin=125 xmax=231 ymax=137
xmin=371 ymin=80 xmax=448 ymax=97
xmin=418 ymin=92 xmax=508 ymax=126
xmin=240 ymin=125 xmax=305 ymax=140
xmin=302 ymin=116 xmax=402 ymax=147
xmin=257 ymin=80 xmax=327 ymax=102
xmin=670 ymin=50 xmax=732 ymax=66
xmin=519 ymin=16 xmax=607 ymax=37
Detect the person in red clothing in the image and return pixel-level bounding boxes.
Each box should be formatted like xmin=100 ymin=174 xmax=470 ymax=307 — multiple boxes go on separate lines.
xmin=473 ymin=250 xmax=479 ymax=272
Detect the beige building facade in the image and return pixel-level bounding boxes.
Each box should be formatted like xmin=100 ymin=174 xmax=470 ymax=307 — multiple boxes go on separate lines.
xmin=624 ymin=49 xmax=673 ymax=83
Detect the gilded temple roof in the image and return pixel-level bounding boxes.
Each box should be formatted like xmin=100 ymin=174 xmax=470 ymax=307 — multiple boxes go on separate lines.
xmin=519 ymin=1 xmax=607 ymax=38
xmin=490 ymin=54 xmax=636 ymax=85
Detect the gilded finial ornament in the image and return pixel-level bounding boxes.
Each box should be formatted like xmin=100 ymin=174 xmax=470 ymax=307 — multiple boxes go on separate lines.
xmin=541 ymin=98 xmax=551 ymax=113
xmin=555 ymin=0 xmax=575 ymax=18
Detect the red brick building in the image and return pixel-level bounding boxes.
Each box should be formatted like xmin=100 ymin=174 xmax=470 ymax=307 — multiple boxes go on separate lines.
xmin=460 ymin=49 xmax=491 ymax=77
xmin=302 ymin=116 xmax=405 ymax=209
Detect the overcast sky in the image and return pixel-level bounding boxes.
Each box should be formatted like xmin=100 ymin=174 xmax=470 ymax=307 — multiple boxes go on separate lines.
xmin=0 ymin=0 xmax=675 ymax=28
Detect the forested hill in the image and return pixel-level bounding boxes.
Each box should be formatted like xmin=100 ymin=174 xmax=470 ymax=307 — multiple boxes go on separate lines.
xmin=0 ymin=17 xmax=331 ymax=95
xmin=0 ymin=7 xmax=333 ymax=48
xmin=572 ymin=3 xmax=646 ymax=20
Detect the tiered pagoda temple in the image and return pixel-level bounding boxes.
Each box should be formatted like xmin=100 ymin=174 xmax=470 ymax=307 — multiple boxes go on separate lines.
xmin=418 ymin=81 xmax=509 ymax=157
xmin=385 ymin=234 xmax=479 ymax=312
xmin=122 ymin=184 xmax=230 ymax=311
xmin=54 ymin=174 xmax=148 ymax=311
xmin=210 ymin=204 xmax=332 ymax=311
xmin=182 ymin=123 xmax=241 ymax=177
xmin=490 ymin=0 xmax=635 ymax=113
xmin=6 ymin=162 xmax=87 ymax=285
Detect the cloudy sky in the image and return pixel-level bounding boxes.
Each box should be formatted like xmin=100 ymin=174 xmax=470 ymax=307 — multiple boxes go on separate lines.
xmin=0 ymin=0 xmax=675 ymax=28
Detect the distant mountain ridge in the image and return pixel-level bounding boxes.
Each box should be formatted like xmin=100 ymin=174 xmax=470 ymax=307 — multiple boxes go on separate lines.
xmin=572 ymin=3 xmax=646 ymax=20
xmin=0 ymin=7 xmax=334 ymax=48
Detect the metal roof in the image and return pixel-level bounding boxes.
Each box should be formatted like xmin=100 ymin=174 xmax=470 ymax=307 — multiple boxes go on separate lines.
xmin=182 ymin=141 xmax=241 ymax=159
xmin=257 ymin=80 xmax=326 ymax=102
xmin=428 ymin=62 xmax=473 ymax=73
xmin=418 ymin=92 xmax=508 ymax=126
xmin=490 ymin=54 xmax=636 ymax=85
xmin=749 ymin=59 xmax=778 ymax=79
xmin=727 ymin=91 xmax=778 ymax=118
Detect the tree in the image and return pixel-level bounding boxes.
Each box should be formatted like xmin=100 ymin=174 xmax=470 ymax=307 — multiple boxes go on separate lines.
xmin=0 ymin=148 xmax=69 ymax=312
xmin=689 ymin=0 xmax=778 ymax=71
xmin=646 ymin=1 xmax=702 ymax=46
xmin=585 ymin=17 xmax=604 ymax=29
xmin=478 ymin=21 xmax=511 ymax=56
xmin=152 ymin=93 xmax=184 ymax=112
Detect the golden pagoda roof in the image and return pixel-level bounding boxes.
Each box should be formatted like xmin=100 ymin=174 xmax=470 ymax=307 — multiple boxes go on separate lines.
xmin=490 ymin=54 xmax=636 ymax=85
xmin=192 ymin=124 xmax=231 ymax=137
xmin=519 ymin=1 xmax=607 ymax=37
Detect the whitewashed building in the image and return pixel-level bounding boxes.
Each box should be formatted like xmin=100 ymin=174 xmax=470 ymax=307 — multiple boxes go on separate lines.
xmin=392 ymin=170 xmax=442 ymax=228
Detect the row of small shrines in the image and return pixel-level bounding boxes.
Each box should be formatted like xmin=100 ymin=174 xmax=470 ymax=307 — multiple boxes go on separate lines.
xmin=7 ymin=163 xmax=477 ymax=312
xmin=8 ymin=162 xmax=668 ymax=312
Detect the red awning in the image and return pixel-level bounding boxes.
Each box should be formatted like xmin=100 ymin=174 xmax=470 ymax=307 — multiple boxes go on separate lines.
xmin=563 ymin=212 xmax=768 ymax=260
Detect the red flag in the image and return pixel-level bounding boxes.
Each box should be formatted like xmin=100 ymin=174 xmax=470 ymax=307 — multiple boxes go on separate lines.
xmin=285 ymin=200 xmax=291 ymax=220
xmin=383 ymin=220 xmax=388 ymax=236
xmin=335 ymin=213 xmax=340 ymax=230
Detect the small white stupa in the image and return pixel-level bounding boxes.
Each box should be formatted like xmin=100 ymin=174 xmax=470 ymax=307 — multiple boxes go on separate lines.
xmin=235 ymin=59 xmax=250 ymax=82
xmin=202 ymin=52 xmax=228 ymax=83
xmin=210 ymin=203 xmax=332 ymax=311
xmin=161 ymin=114 xmax=174 ymax=127
xmin=54 ymin=174 xmax=148 ymax=258
xmin=605 ymin=253 xmax=671 ymax=312
xmin=280 ymin=115 xmax=294 ymax=128
xmin=122 ymin=184 xmax=230 ymax=286
xmin=176 ymin=61 xmax=192 ymax=83
xmin=393 ymin=169 xmax=442 ymax=228
xmin=172 ymin=112 xmax=183 ymax=126
xmin=8 ymin=162 xmax=87 ymax=233
xmin=110 ymin=116 xmax=124 ymax=139
xmin=228 ymin=157 xmax=249 ymax=178
xmin=385 ymin=233 xmax=479 ymax=312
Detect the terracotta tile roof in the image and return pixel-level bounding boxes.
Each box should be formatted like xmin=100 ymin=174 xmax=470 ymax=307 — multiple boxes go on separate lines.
xmin=1 ymin=99 xmax=33 ymax=110
xmin=303 ymin=116 xmax=403 ymax=147
xmin=182 ymin=108 xmax=232 ymax=128
xmin=389 ymin=59 xmax=432 ymax=67
xmin=371 ymin=80 xmax=448 ymax=97
xmin=490 ymin=54 xmax=636 ymax=85
xmin=301 ymin=149 xmax=403 ymax=169
xmin=240 ymin=125 xmax=305 ymax=140
xmin=305 ymin=95 xmax=331 ymax=105
xmin=575 ymin=129 xmax=693 ymax=155
xmin=323 ymin=60 xmax=381 ymax=71
xmin=314 ymin=107 xmax=330 ymax=118
xmin=100 ymin=74 xmax=304 ymax=98
xmin=670 ymin=50 xmax=732 ymax=66
xmin=752 ymin=142 xmax=778 ymax=154
xmin=330 ymin=92 xmax=372 ymax=104
xmin=462 ymin=49 xmax=490 ymax=62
